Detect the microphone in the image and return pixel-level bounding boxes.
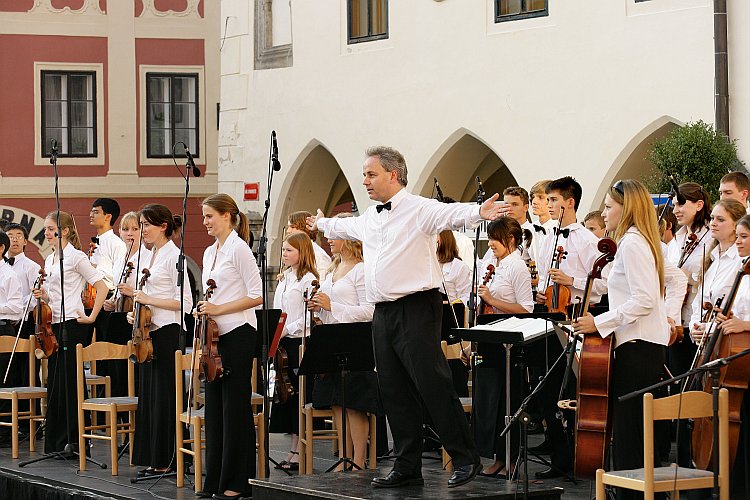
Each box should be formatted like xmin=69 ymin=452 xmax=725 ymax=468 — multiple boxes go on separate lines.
xmin=183 ymin=146 xmax=201 ymax=178
xmin=271 ymin=131 xmax=281 ymax=171
xmin=434 ymin=177 xmax=445 ymax=202
xmin=476 ymin=176 xmax=485 ymax=200
xmin=668 ymin=174 xmax=685 ymax=205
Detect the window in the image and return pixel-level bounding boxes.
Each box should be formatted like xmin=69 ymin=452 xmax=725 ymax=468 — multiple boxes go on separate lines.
xmin=495 ymin=0 xmax=548 ymax=23
xmin=41 ymin=71 xmax=96 ymax=157
xmin=146 ymin=73 xmax=199 ymax=158
xmin=348 ymin=0 xmax=388 ymax=44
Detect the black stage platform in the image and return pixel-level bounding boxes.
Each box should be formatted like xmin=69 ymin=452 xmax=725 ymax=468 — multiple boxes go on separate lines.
xmin=250 ymin=469 xmax=564 ymax=500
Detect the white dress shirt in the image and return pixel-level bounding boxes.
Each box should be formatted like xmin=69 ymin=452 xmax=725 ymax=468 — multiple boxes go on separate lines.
xmin=202 ymin=230 xmax=263 ymax=334
xmin=453 ymin=231 xmax=476 ymax=266
xmin=90 ymin=229 xmax=127 ymax=290
xmin=313 ymin=242 xmax=332 ymax=279
xmin=317 ymin=262 xmax=374 ymax=324
xmin=9 ymin=252 xmax=41 ymax=311
xmin=112 ymin=246 xmax=152 ymax=291
xmin=0 ymin=261 xmax=23 ymax=322
xmin=142 ymin=240 xmax=193 ymax=330
xmin=537 ymin=222 xmax=607 ymax=304
xmin=594 ymin=228 xmax=670 ymax=348
xmin=666 ymin=225 xmax=711 ymax=326
xmin=730 ymin=275 xmax=750 ymax=321
xmin=273 ymin=268 xmax=316 ymax=338
xmin=660 ymin=242 xmax=689 ymax=324
xmin=689 ymin=243 xmax=741 ymax=327
xmin=440 ymin=258 xmax=472 ymax=305
xmin=482 ymin=251 xmax=534 ymax=313
xmin=318 ymin=189 xmax=483 ymax=304
xmin=44 ymin=244 xmax=105 ymax=323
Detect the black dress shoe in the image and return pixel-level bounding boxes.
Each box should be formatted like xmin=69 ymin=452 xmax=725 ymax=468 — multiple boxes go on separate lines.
xmin=528 ymin=439 xmax=552 ymax=454
xmin=534 ymin=467 xmax=565 ymax=480
xmin=195 ymin=491 xmax=214 ymax=499
xmin=371 ymin=470 xmax=424 ymax=488
xmin=448 ymin=462 xmax=482 ymax=488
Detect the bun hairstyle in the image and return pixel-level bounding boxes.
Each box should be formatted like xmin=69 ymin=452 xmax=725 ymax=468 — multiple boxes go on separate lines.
xmin=139 ymin=204 xmax=178 ymax=237
xmin=45 ymin=210 xmax=82 ymax=251
xmin=202 ymin=194 xmax=251 ymax=243
xmin=487 ymin=216 xmax=523 ymax=254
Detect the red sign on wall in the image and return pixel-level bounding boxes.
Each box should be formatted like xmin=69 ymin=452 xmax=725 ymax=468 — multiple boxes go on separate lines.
xmin=243 ymin=182 xmax=260 ymax=201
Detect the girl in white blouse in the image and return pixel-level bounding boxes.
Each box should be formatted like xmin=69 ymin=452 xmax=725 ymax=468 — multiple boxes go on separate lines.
xmin=308 ymin=213 xmax=376 ymax=471
xmin=196 ymin=194 xmax=263 ymax=498
xmin=34 ymin=211 xmax=108 ymax=454
xmin=270 ymin=232 xmax=319 ymax=471
xmin=128 ymin=204 xmax=193 ymax=475
xmin=574 ymin=179 xmax=670 ymax=497
xmin=438 ymin=230 xmax=472 ymax=306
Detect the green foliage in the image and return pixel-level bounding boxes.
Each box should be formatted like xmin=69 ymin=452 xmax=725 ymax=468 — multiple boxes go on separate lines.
xmin=646 ymin=120 xmax=742 ymax=202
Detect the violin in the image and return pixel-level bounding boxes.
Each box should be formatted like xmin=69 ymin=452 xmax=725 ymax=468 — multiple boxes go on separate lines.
xmin=545 ymin=245 xmax=572 ymax=317
xmin=528 ymin=260 xmax=538 ymax=299
xmin=114 ymin=262 xmax=135 ymax=313
xmin=198 ymin=279 xmax=224 ymax=383
xmin=33 ymin=269 xmax=58 ymax=360
xmin=82 ymin=239 xmax=97 ymax=309
xmin=478 ymin=264 xmax=496 ymax=315
xmin=308 ymin=279 xmax=322 ymax=327
xmin=129 ymin=269 xmax=153 ymax=364
xmin=273 ymin=346 xmax=294 ymax=404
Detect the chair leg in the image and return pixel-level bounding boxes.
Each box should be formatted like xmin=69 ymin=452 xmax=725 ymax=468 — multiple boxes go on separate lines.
xmin=110 ymin=406 xmax=118 ymax=476
xmin=305 ymin=411 xmax=314 ymax=475
xmin=595 ymin=469 xmax=605 ymax=500
xmin=129 ymin=410 xmax=135 ymax=465
xmin=192 ymin=417 xmax=203 ymax=493
xmin=11 ymin=395 xmax=19 ymax=459
xmin=368 ymin=413 xmax=376 ymax=470
xmin=177 ymin=417 xmax=185 ymax=488
xmin=257 ymin=415 xmax=266 ymax=479
xmin=29 ymin=401 xmax=37 ymax=454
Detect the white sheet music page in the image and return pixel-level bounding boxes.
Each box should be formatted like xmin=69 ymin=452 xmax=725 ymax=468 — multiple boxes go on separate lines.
xmin=471 ymin=317 xmax=552 ymax=342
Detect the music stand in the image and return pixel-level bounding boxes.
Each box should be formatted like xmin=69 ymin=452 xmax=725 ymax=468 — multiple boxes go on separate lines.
xmin=298 ymin=322 xmax=374 ymax=472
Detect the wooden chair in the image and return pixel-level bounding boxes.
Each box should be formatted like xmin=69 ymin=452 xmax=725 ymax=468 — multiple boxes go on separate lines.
xmin=251 ymin=358 xmax=267 ymax=479
xmin=440 ymin=340 xmax=472 ymax=472
xmin=0 ymin=336 xmax=47 ymax=459
xmin=596 ymin=389 xmax=729 ymax=500
xmin=76 ymin=341 xmax=138 ymax=476
xmin=86 ymin=331 xmax=111 ymax=430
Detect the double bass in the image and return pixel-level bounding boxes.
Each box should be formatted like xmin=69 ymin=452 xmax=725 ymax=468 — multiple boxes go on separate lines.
xmin=558 ymin=237 xmax=616 ymax=478
xmin=197 ymin=279 xmax=224 ymax=382
xmin=33 ymin=269 xmax=58 ymax=360
xmin=82 ymin=239 xmax=97 ymax=309
xmin=129 ymin=269 xmax=153 ymax=364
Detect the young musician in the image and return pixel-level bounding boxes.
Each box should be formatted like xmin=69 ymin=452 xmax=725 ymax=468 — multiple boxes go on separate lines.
xmin=34 ymin=211 xmax=108 ymax=454
xmin=583 ymin=211 xmax=606 ymax=239
xmin=474 ymin=217 xmax=533 ymax=477
xmin=573 ymin=179 xmax=670 ymax=500
xmin=503 ymin=186 xmax=546 ymax=267
xmin=309 ymin=146 xmax=506 ymax=488
xmin=656 ymin=205 xmax=678 ymax=245
xmin=440 ymin=197 xmax=477 ymax=265
xmin=270 ymin=231 xmax=319 ymax=472
xmin=530 ymin=180 xmax=557 ymax=233
xmin=0 ymin=231 xmax=24 ymax=446
xmin=287 ymin=211 xmax=332 ymax=278
xmin=128 ymin=204 xmax=192 ymax=475
xmin=308 ymin=213 xmax=377 ymax=471
xmin=719 ymin=171 xmax=750 ymax=210
xmin=196 ymin=194 xmax=262 ymax=499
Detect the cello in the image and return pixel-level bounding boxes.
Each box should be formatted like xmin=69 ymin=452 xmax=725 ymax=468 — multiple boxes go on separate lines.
xmin=129 ymin=269 xmax=153 ymax=364
xmin=197 ymin=279 xmax=224 ymax=382
xmin=692 ymin=257 xmax=750 ymax=470
xmin=558 ymin=237 xmax=616 ymax=478
xmin=82 ymin=239 xmax=97 ymax=309
xmin=33 ymin=269 xmax=58 ymax=360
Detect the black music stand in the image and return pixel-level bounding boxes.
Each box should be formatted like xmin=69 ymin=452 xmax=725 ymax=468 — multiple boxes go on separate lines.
xmin=298 ymin=322 xmax=374 ymax=473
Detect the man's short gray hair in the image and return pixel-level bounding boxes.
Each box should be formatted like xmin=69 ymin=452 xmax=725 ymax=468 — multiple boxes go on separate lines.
xmin=366 ymin=146 xmax=408 ymax=187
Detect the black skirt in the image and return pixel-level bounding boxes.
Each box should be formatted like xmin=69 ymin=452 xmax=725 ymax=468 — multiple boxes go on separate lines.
xmin=311 ymin=370 xmax=380 ymax=415
xmin=269 ymin=336 xmax=303 ymax=434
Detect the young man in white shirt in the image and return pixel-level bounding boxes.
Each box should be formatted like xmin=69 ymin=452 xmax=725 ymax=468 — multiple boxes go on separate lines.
xmin=719 ymin=170 xmax=750 ymax=213
xmin=309 ymin=146 xmax=506 ymax=488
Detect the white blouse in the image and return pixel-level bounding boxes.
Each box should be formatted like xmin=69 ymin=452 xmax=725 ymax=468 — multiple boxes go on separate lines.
xmin=44 ymin=244 xmax=104 ymax=323
xmin=690 ymin=243 xmax=742 ymax=327
xmin=482 ymin=251 xmax=534 ymax=313
xmin=441 ymin=258 xmax=472 ymax=305
xmin=112 ymin=245 xmax=152 ymax=291
xmin=202 ymin=230 xmax=263 ymax=334
xmin=0 ymin=261 xmax=23 ymax=322
xmin=142 ymin=240 xmax=193 ymax=331
xmin=730 ymin=275 xmax=750 ymax=321
xmin=313 ymin=242 xmax=332 ymax=279
xmin=273 ymin=268 xmax=316 ymax=338
xmin=10 ymin=252 xmax=41 ymax=310
xmin=317 ymin=262 xmax=374 ymax=324
xmin=667 ymin=225 xmax=711 ymax=325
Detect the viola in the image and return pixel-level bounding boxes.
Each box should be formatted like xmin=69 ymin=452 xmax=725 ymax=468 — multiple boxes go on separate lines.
xmin=114 ymin=262 xmax=135 ymax=313
xmin=198 ymin=279 xmax=224 ymax=383
xmin=33 ymin=269 xmax=58 ymax=360
xmin=478 ymin=264 xmax=496 ymax=316
xmin=129 ymin=269 xmax=153 ymax=364
xmin=272 ymin=312 xmax=294 ymax=404
xmin=82 ymin=239 xmax=97 ymax=309
xmin=544 ymin=245 xmax=572 ymax=317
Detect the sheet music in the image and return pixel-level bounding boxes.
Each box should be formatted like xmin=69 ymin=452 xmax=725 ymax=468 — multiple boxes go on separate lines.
xmin=471 ymin=316 xmax=553 ymax=342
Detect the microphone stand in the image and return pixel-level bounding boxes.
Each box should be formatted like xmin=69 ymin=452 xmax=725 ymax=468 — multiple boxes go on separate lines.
xmin=20 ymin=140 xmax=106 ymax=469
xmin=467 ymin=177 xmax=484 ymax=441
xmin=175 ymin=142 xmax=199 ymax=354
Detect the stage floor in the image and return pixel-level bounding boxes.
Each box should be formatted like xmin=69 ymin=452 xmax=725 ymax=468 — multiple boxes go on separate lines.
xmin=0 ymin=431 xmax=592 ymax=499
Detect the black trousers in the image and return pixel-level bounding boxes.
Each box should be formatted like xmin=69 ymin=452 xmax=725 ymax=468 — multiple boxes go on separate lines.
xmin=0 ymin=323 xmax=19 ymax=437
xmin=373 ymin=289 xmax=479 ymax=474
xmin=668 ymin=332 xmax=698 ymax=467
xmin=611 ymin=340 xmax=666 ymax=500
xmin=45 ymin=320 xmax=89 ymax=454
xmin=204 ymin=324 xmax=257 ymax=495
xmin=133 ymin=323 xmax=179 ymax=468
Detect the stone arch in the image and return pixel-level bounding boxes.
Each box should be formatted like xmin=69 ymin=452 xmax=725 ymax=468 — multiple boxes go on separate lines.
xmin=590 ymin=116 xmax=683 ymax=209
xmin=416 ymin=128 xmax=518 ymax=202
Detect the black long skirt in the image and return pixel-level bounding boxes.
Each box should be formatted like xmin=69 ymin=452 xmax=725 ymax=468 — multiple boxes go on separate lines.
xmin=203 ymin=324 xmax=257 ymax=495
xmin=269 ymin=336 xmax=303 ymax=434
xmin=132 ymin=323 xmax=179 ymax=468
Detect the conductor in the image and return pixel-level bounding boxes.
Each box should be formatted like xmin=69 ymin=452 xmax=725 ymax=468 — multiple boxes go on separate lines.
xmin=308 ymin=146 xmax=506 ymax=488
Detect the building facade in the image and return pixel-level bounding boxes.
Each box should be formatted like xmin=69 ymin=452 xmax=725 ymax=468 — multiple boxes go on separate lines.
xmin=219 ymin=0 xmax=749 ymax=262
xmin=0 ymin=0 xmax=220 ymax=293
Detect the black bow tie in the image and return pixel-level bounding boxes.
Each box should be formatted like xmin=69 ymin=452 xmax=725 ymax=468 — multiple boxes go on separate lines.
xmin=554 ymin=227 xmax=570 ymax=238
xmin=533 ymin=224 xmax=546 ymax=235
xmin=376 ymin=201 xmax=392 ymax=213
xmin=4 ymin=257 xmax=14 ymax=266
xmin=91 ymin=236 xmax=99 ymax=244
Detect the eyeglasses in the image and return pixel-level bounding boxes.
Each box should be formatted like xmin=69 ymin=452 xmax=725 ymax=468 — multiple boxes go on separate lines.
xmin=612 ymin=181 xmax=624 ymax=196
xmin=7 ymin=235 xmax=24 ymax=241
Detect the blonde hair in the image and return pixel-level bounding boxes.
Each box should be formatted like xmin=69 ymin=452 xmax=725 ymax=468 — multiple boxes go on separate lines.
xmin=119 ymin=211 xmax=140 ymax=231
xmin=203 ymin=194 xmax=251 ymax=243
xmin=530 ymin=180 xmax=551 ymax=197
xmin=45 ymin=211 xmax=82 ymax=251
xmin=608 ymin=180 xmax=664 ymax=290
xmin=325 ymin=213 xmax=363 ymax=276
xmin=288 ymin=211 xmax=317 ymax=241
xmin=284 ymin=232 xmax=319 ymax=281
xmin=702 ymin=198 xmax=746 ymax=274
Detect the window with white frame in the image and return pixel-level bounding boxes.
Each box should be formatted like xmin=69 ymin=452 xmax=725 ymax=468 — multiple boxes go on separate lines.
xmin=146 ymin=73 xmax=199 ymax=158
xmin=41 ymin=71 xmax=96 ymax=157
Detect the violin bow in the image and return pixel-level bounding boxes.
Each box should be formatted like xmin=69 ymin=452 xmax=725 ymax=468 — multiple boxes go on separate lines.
xmin=3 ymin=276 xmax=39 ymax=384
